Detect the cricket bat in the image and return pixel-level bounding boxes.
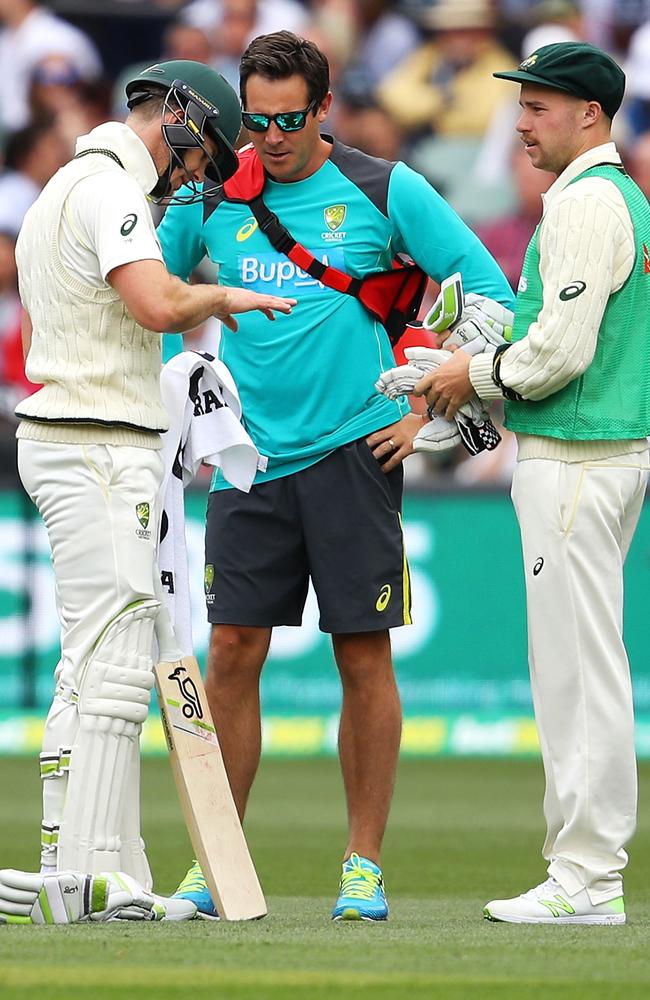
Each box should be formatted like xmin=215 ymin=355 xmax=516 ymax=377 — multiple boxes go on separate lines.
xmin=154 ymin=654 xmax=267 ymax=920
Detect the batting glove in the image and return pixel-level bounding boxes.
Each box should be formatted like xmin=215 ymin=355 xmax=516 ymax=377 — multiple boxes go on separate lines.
xmin=413 ymin=413 xmax=461 ymax=453
xmin=375 ymin=347 xmax=451 ymax=400
xmin=0 ymin=869 xmax=155 ymax=924
xmin=440 ymin=294 xmax=514 ymax=354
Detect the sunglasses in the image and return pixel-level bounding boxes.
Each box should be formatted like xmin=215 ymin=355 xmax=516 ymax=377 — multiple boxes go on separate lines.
xmin=242 ymin=99 xmax=319 ymax=133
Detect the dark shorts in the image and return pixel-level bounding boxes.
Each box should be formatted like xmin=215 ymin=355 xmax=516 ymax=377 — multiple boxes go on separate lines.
xmin=204 ymin=439 xmax=412 ymax=633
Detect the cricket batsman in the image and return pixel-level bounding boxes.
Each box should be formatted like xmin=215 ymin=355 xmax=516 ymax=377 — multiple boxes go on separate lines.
xmin=10 ymin=59 xmax=294 ymax=919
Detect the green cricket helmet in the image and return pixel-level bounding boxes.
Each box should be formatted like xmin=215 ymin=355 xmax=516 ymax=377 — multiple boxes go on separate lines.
xmin=125 ymin=59 xmax=242 ymax=203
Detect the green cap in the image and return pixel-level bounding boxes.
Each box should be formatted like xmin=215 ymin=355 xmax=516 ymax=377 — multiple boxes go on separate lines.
xmin=493 ymin=42 xmax=625 ymax=119
xmin=125 ymin=59 xmax=242 ymax=180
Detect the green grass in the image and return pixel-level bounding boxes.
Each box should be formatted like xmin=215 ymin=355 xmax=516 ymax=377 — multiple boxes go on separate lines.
xmin=2 ymin=757 xmax=650 ymax=998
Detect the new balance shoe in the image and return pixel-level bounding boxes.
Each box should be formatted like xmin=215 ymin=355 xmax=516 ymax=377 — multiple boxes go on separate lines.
xmin=173 ymin=860 xmax=219 ymax=920
xmin=483 ymin=877 xmax=625 ymax=925
xmin=331 ymin=853 xmax=388 ymax=921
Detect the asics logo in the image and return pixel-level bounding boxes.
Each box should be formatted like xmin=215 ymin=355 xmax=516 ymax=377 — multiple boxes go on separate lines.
xmin=376 ymin=584 xmax=392 ymax=612
xmin=559 ymin=281 xmax=586 ymax=301
xmin=533 ymin=557 xmax=544 ymax=576
xmin=236 ymin=218 xmax=258 ymax=242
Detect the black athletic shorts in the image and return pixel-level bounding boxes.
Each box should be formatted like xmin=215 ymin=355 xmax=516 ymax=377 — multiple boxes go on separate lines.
xmin=204 ymin=438 xmax=412 ymax=633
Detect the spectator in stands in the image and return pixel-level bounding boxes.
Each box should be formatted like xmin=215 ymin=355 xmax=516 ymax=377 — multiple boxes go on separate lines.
xmin=0 ymin=0 xmax=101 ymax=132
xmin=376 ymin=0 xmax=516 ymax=142
xmin=628 ymin=128 xmax=650 ymax=198
xmin=211 ymin=0 xmax=258 ymax=91
xmin=0 ymin=230 xmax=34 ymax=414
xmin=0 ymin=117 xmax=67 ymax=236
xmin=625 ymin=20 xmax=650 ymax=137
xmin=473 ymin=142 xmax=552 ymax=290
xmin=521 ymin=0 xmax=583 ymax=55
xmin=28 ymin=57 xmax=113 ymax=155
xmin=161 ymin=18 xmax=215 ymax=64
xmin=182 ymin=0 xmax=308 ymax=43
xmin=338 ymin=0 xmax=420 ymax=98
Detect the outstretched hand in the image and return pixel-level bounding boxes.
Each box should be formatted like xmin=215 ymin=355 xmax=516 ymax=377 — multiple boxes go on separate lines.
xmin=218 ymin=288 xmax=297 ymax=331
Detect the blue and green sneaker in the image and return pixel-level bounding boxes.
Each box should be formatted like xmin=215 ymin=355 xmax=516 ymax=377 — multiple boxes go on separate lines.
xmin=331 ymin=853 xmax=388 ymax=921
xmin=173 ymin=860 xmax=219 ymax=920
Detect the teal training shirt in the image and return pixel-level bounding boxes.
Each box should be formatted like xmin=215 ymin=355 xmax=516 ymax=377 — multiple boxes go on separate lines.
xmin=158 ymin=138 xmax=514 ymax=488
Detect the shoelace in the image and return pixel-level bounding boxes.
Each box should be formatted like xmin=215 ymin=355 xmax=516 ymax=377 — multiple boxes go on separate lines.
xmin=522 ymin=878 xmax=563 ymax=900
xmin=339 ymin=854 xmax=383 ymax=901
xmin=175 ymin=861 xmax=206 ymax=894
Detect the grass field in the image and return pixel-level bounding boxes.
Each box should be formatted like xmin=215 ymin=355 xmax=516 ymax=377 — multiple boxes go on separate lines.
xmin=1 ymin=756 xmax=650 ymax=999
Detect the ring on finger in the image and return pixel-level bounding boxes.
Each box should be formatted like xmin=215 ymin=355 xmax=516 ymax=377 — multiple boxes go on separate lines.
xmin=388 ymin=438 xmax=395 ymax=449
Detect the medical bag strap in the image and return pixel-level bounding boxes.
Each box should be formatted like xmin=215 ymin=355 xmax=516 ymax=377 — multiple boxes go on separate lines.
xmin=245 ymin=195 xmax=428 ymax=344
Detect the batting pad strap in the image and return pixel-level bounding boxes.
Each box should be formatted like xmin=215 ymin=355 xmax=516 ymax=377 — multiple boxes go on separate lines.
xmin=39 ymin=748 xmax=71 ymax=780
xmin=41 ymin=822 xmax=60 ymax=849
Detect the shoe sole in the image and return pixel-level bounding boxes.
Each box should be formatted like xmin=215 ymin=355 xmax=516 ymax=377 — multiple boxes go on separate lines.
xmin=483 ymin=907 xmax=626 ymax=925
xmin=332 ymin=908 xmax=388 ymax=922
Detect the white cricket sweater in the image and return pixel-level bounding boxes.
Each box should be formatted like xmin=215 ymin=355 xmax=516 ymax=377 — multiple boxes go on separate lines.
xmin=15 ymin=123 xmax=168 ymax=447
xmin=469 ymin=142 xmax=647 ymax=463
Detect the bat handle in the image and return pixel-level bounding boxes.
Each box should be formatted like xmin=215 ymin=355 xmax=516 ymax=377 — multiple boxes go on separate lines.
xmin=153 ymin=576 xmax=187 ymax=662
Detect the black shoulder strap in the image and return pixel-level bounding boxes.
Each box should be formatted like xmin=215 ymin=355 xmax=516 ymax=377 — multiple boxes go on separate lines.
xmin=73 ymin=148 xmax=125 ymax=169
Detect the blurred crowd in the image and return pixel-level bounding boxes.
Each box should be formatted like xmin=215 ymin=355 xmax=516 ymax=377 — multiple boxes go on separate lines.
xmin=1 ymin=0 xmax=649 ymax=487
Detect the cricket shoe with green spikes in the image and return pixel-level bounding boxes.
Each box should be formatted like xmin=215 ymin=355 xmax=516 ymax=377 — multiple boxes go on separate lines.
xmin=483 ymin=876 xmax=626 ymax=925
xmin=173 ymin=860 xmax=219 ymax=920
xmin=331 ymin=853 xmax=388 ymax=921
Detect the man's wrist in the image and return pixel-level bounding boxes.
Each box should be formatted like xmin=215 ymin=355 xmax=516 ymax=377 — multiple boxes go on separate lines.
xmin=468 ymin=352 xmax=504 ymax=401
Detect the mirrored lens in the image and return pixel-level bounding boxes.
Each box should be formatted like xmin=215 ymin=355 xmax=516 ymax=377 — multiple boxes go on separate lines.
xmin=241 ymin=113 xmax=271 ymax=132
xmin=242 ymin=103 xmax=315 ymax=133
xmin=275 ymin=112 xmax=307 ymax=131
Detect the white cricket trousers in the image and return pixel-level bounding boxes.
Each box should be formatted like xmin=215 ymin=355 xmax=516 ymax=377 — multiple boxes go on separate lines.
xmin=511 ymin=451 xmax=648 ymax=903
xmin=17 ymin=439 xmax=164 ymax=867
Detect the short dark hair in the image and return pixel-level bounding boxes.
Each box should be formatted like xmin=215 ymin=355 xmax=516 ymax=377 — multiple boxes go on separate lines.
xmin=239 ymin=31 xmax=330 ymax=107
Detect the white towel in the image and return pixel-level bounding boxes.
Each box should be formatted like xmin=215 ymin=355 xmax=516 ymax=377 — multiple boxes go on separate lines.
xmin=158 ymin=350 xmax=265 ymax=655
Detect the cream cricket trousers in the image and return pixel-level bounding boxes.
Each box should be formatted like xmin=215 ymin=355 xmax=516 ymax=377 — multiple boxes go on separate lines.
xmin=511 ymin=451 xmax=648 ymax=903
xmin=18 ymin=439 xmax=164 ymax=869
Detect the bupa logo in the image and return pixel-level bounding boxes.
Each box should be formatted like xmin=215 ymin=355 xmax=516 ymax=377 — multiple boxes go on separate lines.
xmin=239 ymin=248 xmax=345 ymax=294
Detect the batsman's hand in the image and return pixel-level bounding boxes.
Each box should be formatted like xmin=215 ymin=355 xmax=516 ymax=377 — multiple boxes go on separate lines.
xmin=0 ymin=868 xmax=155 ymax=924
xmin=216 ymin=288 xmax=297 ymax=332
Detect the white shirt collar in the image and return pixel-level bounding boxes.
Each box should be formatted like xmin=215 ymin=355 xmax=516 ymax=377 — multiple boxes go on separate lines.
xmin=542 ymin=141 xmax=621 ymax=211
xmin=75 ymin=122 xmax=159 ymax=196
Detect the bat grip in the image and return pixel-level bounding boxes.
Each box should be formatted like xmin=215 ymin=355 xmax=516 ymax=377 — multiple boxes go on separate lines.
xmin=153 ymin=575 xmax=187 ymax=662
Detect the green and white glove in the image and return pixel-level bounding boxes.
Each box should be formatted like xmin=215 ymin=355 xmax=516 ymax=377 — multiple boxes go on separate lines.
xmin=438 ymin=293 xmax=513 ymax=354
xmin=0 ymin=869 xmax=155 ymax=924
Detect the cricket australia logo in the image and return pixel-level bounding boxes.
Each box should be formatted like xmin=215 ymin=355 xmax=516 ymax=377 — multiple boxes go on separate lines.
xmin=322 ymin=204 xmax=347 ymax=242
xmin=520 ymin=54 xmax=538 ymax=69
xmin=168 ymin=665 xmax=204 ymax=720
xmin=135 ymin=502 xmax=151 ymax=539
xmin=204 ymin=563 xmax=215 ymax=604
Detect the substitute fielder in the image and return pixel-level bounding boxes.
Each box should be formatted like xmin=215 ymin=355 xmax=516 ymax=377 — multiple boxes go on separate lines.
xmin=13 ymin=59 xmax=293 ymax=918
xmin=409 ymin=42 xmax=650 ymax=924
